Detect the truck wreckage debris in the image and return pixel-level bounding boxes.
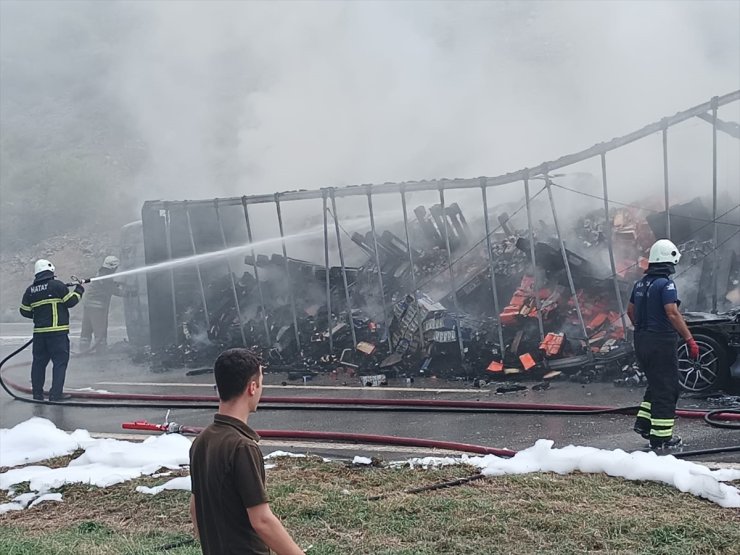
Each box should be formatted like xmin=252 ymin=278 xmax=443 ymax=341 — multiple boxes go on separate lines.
xmin=116 ymin=93 xmax=740 ymax=392
xmin=128 ymin=191 xmax=739 ymax=391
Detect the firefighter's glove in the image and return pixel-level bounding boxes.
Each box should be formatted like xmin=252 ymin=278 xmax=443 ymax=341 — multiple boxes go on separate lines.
xmin=75 ymin=284 xmax=85 ymax=295
xmin=686 ymin=337 xmax=700 ymax=360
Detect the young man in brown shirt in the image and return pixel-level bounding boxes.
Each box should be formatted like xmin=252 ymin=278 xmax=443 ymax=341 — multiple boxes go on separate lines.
xmin=189 ymin=348 xmax=304 ymax=555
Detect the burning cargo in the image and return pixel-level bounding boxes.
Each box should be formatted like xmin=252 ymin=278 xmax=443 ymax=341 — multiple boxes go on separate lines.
xmin=119 ymin=92 xmax=739 ymax=390
xmin=126 ymin=186 xmax=737 ymax=389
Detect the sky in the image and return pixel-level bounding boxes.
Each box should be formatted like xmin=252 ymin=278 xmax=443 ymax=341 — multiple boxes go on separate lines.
xmin=1 ymin=0 xmax=738 ymax=206
xmin=1 ymin=417 xmax=739 ymax=513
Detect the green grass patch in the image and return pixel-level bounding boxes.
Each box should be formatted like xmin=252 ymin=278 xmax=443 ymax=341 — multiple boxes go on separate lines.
xmin=0 ymin=456 xmax=738 ymax=554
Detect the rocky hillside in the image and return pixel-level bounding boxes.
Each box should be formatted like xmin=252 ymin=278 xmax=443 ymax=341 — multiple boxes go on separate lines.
xmin=0 ymin=228 xmax=121 ymax=322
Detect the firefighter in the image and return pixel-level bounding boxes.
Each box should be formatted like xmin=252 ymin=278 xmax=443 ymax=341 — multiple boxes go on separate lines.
xmin=20 ymin=259 xmax=84 ymax=401
xmin=627 ymin=239 xmax=699 ymax=449
xmin=79 ymin=255 xmax=125 ymax=353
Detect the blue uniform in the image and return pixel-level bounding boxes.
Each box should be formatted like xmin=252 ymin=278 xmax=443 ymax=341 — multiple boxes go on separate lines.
xmin=630 ymin=271 xmax=681 ymax=447
xmin=629 ymin=275 xmax=679 ymax=334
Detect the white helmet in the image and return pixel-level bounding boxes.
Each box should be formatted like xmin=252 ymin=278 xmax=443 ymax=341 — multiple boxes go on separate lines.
xmin=648 ymin=239 xmax=681 ymax=264
xmin=102 ymin=256 xmax=120 ymax=270
xmin=34 ymin=259 xmax=55 ymax=275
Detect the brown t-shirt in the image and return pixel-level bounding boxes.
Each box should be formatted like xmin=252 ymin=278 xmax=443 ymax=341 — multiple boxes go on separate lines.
xmin=190 ymin=414 xmax=270 ymax=555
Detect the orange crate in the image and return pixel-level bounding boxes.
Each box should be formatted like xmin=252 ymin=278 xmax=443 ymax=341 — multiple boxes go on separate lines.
xmin=486 ymin=360 xmax=504 ymax=373
xmin=519 ymin=353 xmax=536 ymax=370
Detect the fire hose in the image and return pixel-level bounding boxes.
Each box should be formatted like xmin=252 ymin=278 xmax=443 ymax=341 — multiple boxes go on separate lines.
xmin=3 ymin=336 xmax=740 ymax=452
xmin=705 ymin=409 xmax=740 ymax=430
xmin=120 ymin=420 xmax=518 ymax=457
xmin=119 ymin=419 xmax=740 ymax=460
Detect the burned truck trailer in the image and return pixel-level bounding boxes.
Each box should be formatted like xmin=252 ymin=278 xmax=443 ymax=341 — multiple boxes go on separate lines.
xmin=134 ymin=189 xmax=738 ymax=387
xmin=131 ymin=90 xmax=740 ymax=389
xmin=138 ymin=196 xmax=523 ymax=371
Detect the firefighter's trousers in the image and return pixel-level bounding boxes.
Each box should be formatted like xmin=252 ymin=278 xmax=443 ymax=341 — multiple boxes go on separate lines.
xmin=31 ymin=333 xmax=70 ymax=399
xmin=633 ymin=331 xmax=680 ymax=445
xmin=80 ymin=305 xmax=110 ymax=351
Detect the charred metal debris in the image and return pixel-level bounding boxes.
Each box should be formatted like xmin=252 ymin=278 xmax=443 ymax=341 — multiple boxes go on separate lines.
xmin=132 ymin=191 xmax=739 ymax=389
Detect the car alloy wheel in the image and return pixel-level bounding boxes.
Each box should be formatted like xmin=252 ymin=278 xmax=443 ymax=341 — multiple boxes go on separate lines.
xmin=678 ymin=334 xmax=724 ymax=392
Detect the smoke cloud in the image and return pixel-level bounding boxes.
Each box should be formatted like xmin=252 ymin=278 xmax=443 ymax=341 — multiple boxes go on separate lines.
xmin=1 ymin=0 xmax=738 ymax=239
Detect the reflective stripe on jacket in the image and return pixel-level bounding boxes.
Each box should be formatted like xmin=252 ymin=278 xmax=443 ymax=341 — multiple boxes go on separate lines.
xmin=20 ymin=271 xmax=83 ymax=333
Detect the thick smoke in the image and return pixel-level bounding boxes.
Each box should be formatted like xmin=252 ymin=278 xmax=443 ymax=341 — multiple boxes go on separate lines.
xmin=1 ymin=0 xmax=738 ymax=246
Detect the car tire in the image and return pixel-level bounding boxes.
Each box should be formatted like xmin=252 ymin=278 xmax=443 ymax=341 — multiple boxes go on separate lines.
xmin=678 ymin=333 xmax=728 ymax=393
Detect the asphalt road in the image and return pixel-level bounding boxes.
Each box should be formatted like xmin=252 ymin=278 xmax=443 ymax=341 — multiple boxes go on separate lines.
xmin=1 ymin=323 xmax=739 ymax=462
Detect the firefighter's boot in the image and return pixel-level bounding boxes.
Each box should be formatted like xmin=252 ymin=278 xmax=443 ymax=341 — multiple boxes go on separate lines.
xmin=650 ymin=435 xmax=682 ymax=450
xmin=633 ymin=401 xmax=651 ymax=440
xmin=633 ymin=422 xmax=650 ymax=440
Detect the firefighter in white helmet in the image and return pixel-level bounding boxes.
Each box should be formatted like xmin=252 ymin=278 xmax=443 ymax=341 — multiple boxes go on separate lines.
xmin=20 ymin=259 xmax=85 ymax=401
xmin=79 ymin=255 xmax=125 ymax=353
xmin=627 ymin=239 xmax=699 ymax=450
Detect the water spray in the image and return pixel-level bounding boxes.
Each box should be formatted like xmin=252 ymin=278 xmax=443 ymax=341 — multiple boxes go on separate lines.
xmin=80 ymin=210 xmax=402 ymax=285
xmin=85 ymin=231 xmax=323 ymax=284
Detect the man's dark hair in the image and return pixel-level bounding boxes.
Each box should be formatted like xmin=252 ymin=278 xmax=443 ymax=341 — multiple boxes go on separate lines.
xmin=213 ymin=348 xmax=262 ymax=402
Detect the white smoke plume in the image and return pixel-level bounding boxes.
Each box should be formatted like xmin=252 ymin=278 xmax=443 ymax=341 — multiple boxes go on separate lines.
xmin=1 ymin=0 xmax=738 ymax=224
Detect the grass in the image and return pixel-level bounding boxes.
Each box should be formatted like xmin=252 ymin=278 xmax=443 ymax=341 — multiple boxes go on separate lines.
xmin=1 ymin=456 xmax=739 ymax=554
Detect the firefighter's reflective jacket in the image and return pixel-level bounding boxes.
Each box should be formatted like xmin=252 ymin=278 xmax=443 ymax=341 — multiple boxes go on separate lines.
xmin=19 ymin=270 xmax=84 ymax=334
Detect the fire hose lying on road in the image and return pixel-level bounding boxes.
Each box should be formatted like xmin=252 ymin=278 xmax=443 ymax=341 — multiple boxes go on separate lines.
xmin=117 ymin=419 xmax=740 ymax=460
xmin=2 ymin=338 xmax=739 ymax=460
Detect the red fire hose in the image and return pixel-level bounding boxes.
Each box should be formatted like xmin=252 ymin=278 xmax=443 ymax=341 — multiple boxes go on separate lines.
xmin=3 ymin=363 xmax=740 ymax=420
xmin=3 ymin=341 xmax=740 ymax=424
xmin=3 ymin=340 xmax=739 ymax=457
xmin=120 ymin=420 xmax=517 ymax=457
xmin=119 ymin=419 xmax=740 ymax=460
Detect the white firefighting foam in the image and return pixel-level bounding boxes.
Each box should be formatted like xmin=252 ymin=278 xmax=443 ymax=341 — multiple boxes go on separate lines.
xmin=1 ymin=417 xmax=738 ymax=514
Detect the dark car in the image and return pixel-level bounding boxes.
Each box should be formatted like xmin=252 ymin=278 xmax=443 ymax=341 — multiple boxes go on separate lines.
xmin=679 ymin=308 xmax=740 ymax=392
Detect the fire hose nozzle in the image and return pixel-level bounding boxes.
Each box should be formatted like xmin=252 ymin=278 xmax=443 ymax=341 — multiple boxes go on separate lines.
xmin=70 ymin=275 xmax=92 ymax=285
xmin=121 ymin=420 xmax=185 ymax=433
xmin=166 ymin=422 xmax=184 ymax=434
